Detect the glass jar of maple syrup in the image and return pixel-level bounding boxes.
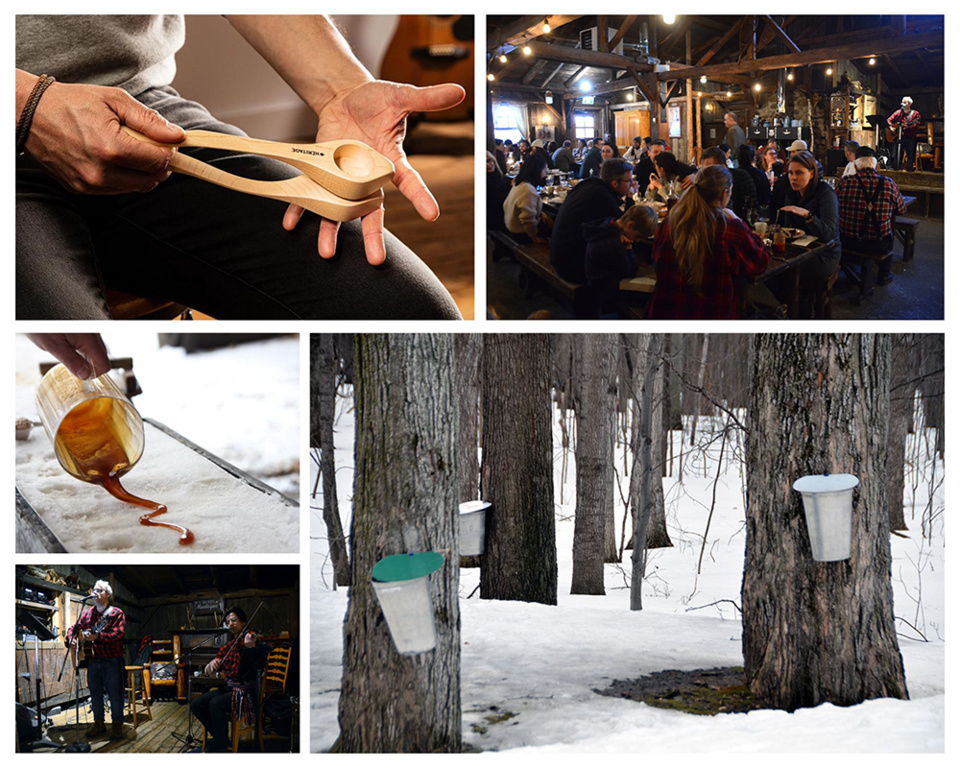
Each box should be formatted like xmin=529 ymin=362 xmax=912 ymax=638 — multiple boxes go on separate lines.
xmin=35 ymin=364 xmax=145 ymax=483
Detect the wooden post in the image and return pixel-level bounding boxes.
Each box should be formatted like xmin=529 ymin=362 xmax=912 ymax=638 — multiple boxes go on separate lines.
xmin=686 ymin=30 xmax=694 ymax=162
xmin=696 ymin=93 xmax=702 ymax=160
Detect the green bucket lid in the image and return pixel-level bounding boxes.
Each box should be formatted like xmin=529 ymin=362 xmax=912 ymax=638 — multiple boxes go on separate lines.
xmin=372 ymin=552 xmax=444 ymax=583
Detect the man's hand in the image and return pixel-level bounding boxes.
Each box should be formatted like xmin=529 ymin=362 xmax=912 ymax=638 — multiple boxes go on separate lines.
xmin=281 ymin=80 xmax=465 ymax=266
xmin=243 ymin=631 xmax=258 ymax=649
xmin=26 ymin=333 xmax=110 ymax=380
xmin=20 ymin=74 xmax=185 ymax=194
xmin=205 ymin=658 xmax=222 ymax=676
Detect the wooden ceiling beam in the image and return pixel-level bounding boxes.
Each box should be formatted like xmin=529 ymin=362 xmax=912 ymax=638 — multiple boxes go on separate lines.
xmin=761 ymin=15 xmax=800 ymax=54
xmin=608 ymin=15 xmax=638 ymax=52
xmin=696 ymin=18 xmax=745 ymax=67
xmin=658 ymin=29 xmax=943 ymax=81
xmin=523 ymin=39 xmax=655 ymax=71
xmin=499 ymin=15 xmax=583 ymax=48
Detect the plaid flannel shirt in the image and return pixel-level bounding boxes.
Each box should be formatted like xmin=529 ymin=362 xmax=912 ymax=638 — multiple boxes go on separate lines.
xmin=647 ymin=213 xmax=769 ymax=319
xmin=887 ymin=108 xmax=922 ymax=138
xmin=837 ymin=169 xmax=906 ymax=243
xmin=67 ymin=605 xmax=125 ymax=659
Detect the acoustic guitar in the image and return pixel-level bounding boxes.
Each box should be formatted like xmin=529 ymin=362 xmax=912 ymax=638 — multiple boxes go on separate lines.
xmin=380 ymin=15 xmax=474 ymax=122
xmin=73 ymin=607 xmax=121 ymax=669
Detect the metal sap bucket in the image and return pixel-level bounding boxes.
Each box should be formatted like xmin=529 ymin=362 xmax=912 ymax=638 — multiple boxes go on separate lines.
xmin=371 ymin=552 xmax=444 ymax=655
xmin=458 ymin=500 xmax=491 ymax=556
xmin=792 ymin=474 xmax=859 ymax=561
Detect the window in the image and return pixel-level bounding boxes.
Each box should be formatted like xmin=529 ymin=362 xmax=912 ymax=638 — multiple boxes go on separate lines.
xmin=493 ymin=103 xmax=523 ymax=143
xmin=573 ymin=113 xmax=596 ymax=141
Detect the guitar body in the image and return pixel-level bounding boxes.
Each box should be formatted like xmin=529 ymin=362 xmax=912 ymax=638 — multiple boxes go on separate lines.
xmin=885 ymin=123 xmax=902 ymax=143
xmin=380 ymin=15 xmax=474 ymax=122
xmin=73 ymin=607 xmax=120 ymax=668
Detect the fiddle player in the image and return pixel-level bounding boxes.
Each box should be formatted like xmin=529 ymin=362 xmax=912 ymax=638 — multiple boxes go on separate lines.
xmin=887 ymin=97 xmax=922 ymax=171
xmin=65 ymin=580 xmax=126 ymax=740
xmin=190 ymin=606 xmax=265 ymax=753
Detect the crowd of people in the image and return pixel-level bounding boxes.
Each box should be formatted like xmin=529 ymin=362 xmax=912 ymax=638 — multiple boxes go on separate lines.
xmin=488 ymin=118 xmax=909 ymax=319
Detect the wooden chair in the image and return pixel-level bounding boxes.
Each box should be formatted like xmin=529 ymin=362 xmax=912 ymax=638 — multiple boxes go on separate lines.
xmin=893 ymin=218 xmax=921 ymax=261
xmin=202 ymin=646 xmax=292 ymax=753
xmin=813 ymin=267 xmax=840 ymax=319
xmin=915 ymin=122 xmax=939 ymax=171
xmin=258 ymin=647 xmax=293 ymax=751
xmin=103 ymin=287 xmax=191 ymax=320
xmin=124 ymin=665 xmax=152 ymax=727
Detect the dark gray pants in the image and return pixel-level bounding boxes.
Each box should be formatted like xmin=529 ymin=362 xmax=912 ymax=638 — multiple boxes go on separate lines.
xmin=87 ymin=657 xmax=123 ymax=725
xmin=16 ymin=87 xmax=460 ymax=320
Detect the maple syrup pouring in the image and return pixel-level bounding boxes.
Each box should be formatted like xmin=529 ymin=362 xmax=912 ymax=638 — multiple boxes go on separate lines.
xmin=99 ymin=474 xmax=195 ymax=546
xmin=53 ymin=397 xmax=194 ymax=546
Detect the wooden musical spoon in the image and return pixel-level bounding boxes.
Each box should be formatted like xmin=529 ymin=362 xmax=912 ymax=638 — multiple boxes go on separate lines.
xmin=122 ymin=127 xmax=394 ymax=200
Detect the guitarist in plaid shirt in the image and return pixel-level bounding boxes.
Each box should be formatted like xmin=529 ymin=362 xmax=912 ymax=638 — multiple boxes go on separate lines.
xmin=190 ymin=605 xmax=265 ymax=752
xmin=65 ymin=580 xmax=126 ymax=740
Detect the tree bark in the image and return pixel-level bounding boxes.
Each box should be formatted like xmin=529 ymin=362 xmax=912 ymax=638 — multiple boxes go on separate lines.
xmin=479 ymin=335 xmax=557 ymax=605
xmin=313 ymin=334 xmax=350 ymax=587
xmin=571 ymin=334 xmax=617 ymax=595
xmin=887 ymin=334 xmax=918 ymax=531
xmin=339 ymin=334 xmax=461 ymax=752
xmin=456 ymin=335 xmax=482 ymax=502
xmin=743 ymin=333 xmax=908 ymax=711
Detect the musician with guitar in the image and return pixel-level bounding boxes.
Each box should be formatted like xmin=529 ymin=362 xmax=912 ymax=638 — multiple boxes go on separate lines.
xmin=886 ymin=97 xmax=922 ymax=171
xmin=189 ymin=606 xmax=265 ymax=753
xmin=64 ymin=580 xmax=126 ymax=741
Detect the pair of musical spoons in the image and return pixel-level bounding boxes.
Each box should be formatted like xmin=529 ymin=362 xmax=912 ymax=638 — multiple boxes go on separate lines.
xmin=123 ymin=127 xmax=395 ymax=221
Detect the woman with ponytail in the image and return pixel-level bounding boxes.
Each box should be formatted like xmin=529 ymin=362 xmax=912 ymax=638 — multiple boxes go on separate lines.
xmin=647 ymin=164 xmax=769 ymax=318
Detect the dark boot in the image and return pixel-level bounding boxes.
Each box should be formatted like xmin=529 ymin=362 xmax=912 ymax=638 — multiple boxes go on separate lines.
xmin=110 ymin=722 xmax=124 ymax=740
xmin=86 ymin=722 xmax=106 ymax=738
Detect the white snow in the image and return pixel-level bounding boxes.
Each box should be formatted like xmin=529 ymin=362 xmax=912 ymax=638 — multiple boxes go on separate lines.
xmin=15 ymin=333 xmax=300 ymax=553
xmin=311 ymin=389 xmax=945 ymax=753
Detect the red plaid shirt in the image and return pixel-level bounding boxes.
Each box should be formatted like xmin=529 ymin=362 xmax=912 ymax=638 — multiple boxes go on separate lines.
xmin=647 ymin=212 xmax=769 ymax=319
xmin=837 ymin=169 xmax=906 ymax=242
xmin=887 ymin=108 xmax=922 ymax=138
xmin=67 ymin=605 xmax=125 ymax=659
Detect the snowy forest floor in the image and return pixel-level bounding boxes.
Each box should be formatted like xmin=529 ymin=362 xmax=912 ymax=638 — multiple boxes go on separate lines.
xmin=312 ymin=388 xmax=945 ymax=753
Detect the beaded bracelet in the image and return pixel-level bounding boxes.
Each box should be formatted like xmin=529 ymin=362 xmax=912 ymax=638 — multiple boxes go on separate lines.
xmin=16 ymin=74 xmax=56 ymax=156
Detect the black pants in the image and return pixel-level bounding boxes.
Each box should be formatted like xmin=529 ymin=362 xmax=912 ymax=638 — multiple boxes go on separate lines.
xmin=892 ymin=137 xmax=918 ymax=171
xmin=16 ymin=86 xmax=460 ymax=320
xmin=190 ymin=686 xmax=234 ymax=752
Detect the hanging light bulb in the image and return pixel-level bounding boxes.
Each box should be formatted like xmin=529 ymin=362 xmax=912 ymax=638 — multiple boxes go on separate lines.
xmin=868 ymin=57 xmax=876 ymax=66
xmin=499 ymin=53 xmax=507 ymax=64
xmin=826 ymin=66 xmax=833 ymax=75
xmin=700 ymin=75 xmax=707 ymax=84
xmin=754 ymin=83 xmax=762 ymax=92
xmin=487 ymin=73 xmax=495 ymax=82
xmin=727 ymin=90 xmax=732 ymax=98
xmin=543 ymin=19 xmax=551 ymax=34
xmin=626 ymin=91 xmax=635 ymax=101
xmin=523 ymin=45 xmax=532 ymax=55
xmin=579 ymin=80 xmax=592 ymax=93
xmin=787 ymin=70 xmax=794 ymax=81
xmin=663 ymin=15 xmax=676 ymax=24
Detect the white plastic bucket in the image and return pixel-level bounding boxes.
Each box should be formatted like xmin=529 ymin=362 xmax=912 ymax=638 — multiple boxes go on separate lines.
xmin=793 ymin=474 xmax=859 ymax=561
xmin=371 ymin=552 xmax=444 ymax=655
xmin=458 ymin=500 xmax=491 ymax=556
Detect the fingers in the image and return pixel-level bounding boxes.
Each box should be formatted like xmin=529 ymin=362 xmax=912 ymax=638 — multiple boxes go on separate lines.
xmin=282 ymin=203 xmax=305 ymax=231
xmin=318 ymin=219 xmax=341 ymax=259
xmin=360 ymin=206 xmax=386 ymax=266
xmin=26 ymin=333 xmax=109 ymax=379
xmin=112 ymin=95 xmax=182 ymax=175
xmin=396 ymin=83 xmax=466 ymax=114
xmin=116 ymin=94 xmax=185 ymax=144
xmin=392 ymin=157 xmax=439 ymax=222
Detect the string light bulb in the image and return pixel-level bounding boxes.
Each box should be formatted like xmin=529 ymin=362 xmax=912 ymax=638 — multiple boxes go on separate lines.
xmin=754 ymin=83 xmax=762 ymax=92
xmin=868 ymin=57 xmax=876 ymax=65
xmin=543 ymin=19 xmax=551 ymax=34
xmin=523 ymin=45 xmax=532 ymax=55
xmin=787 ymin=71 xmax=794 ymax=81
xmin=487 ymin=73 xmax=495 ymax=82
xmin=826 ymin=66 xmax=833 ymax=75
xmin=700 ymin=75 xmax=707 ymax=84
xmin=499 ymin=53 xmax=507 ymax=63
xmin=663 ymin=15 xmax=676 ymax=24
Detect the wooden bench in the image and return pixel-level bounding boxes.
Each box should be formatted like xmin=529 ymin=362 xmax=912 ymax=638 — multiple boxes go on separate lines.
xmin=840 ymin=248 xmax=892 ymax=304
xmin=893 ymin=217 xmax=920 ymax=261
xmin=489 ymin=230 xmax=595 ymax=317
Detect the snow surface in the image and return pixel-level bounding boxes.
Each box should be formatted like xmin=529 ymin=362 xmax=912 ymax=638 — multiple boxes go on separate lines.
xmin=311 ymin=387 xmax=945 ymax=753
xmin=16 ymin=421 xmax=297 ymax=553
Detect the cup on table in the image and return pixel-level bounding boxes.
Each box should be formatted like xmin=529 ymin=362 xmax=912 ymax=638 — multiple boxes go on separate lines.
xmin=755 ymin=221 xmax=768 ymax=236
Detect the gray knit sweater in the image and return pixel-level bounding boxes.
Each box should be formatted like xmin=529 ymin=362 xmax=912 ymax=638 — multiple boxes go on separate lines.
xmin=16 ymin=15 xmax=185 ymax=95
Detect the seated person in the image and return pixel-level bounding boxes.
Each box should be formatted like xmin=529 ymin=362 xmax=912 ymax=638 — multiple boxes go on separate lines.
xmin=583 ymin=204 xmax=658 ymax=312
xmin=701 ymin=147 xmax=757 ymax=220
xmin=771 ymin=150 xmax=841 ymax=283
xmin=717 ymin=143 xmax=734 ymax=168
xmin=645 ymin=152 xmax=696 ymax=202
xmin=841 ymin=140 xmax=860 ymax=177
xmin=503 ymin=153 xmax=549 ymax=243
xmin=15 ymin=15 xmax=463 ymax=320
xmin=737 ymin=144 xmax=770 ymax=209
xmin=761 ymin=144 xmax=785 ymax=189
xmin=633 ymin=138 xmax=666 ymax=185
xmin=551 ymin=157 xmax=636 ymax=284
xmin=578 ymin=138 xmax=603 ymax=179
xmin=647 ymin=164 xmax=768 ymax=319
xmin=601 ymin=141 xmax=620 ymax=159
xmin=486 ymin=151 xmax=512 ymax=232
xmin=572 ymin=138 xmax=588 ymax=162
xmin=552 ymin=140 xmax=575 ymax=173
xmin=837 ymin=147 xmax=907 ymax=284
xmin=623 ymin=136 xmax=645 ymax=164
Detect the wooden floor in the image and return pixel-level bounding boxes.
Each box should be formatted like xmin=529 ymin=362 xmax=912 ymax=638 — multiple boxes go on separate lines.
xmin=36 ymin=699 xmax=290 ymax=753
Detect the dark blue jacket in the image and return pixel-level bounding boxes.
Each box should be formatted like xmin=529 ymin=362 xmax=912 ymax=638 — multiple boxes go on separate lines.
xmin=550 ymin=177 xmax=624 ymax=283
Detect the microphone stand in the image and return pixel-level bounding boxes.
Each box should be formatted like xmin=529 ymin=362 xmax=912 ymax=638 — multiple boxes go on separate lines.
xmin=169 ymin=629 xmax=227 ymax=752
xmin=58 ymin=594 xmax=96 ymax=753
xmin=15 ymin=610 xmax=61 ymax=751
